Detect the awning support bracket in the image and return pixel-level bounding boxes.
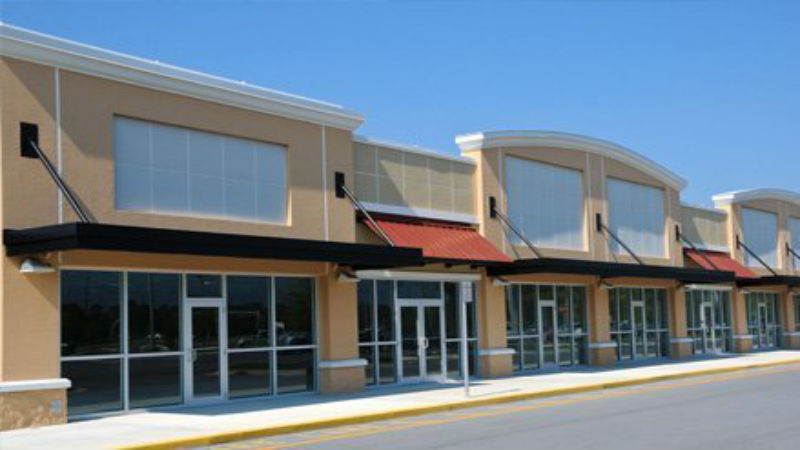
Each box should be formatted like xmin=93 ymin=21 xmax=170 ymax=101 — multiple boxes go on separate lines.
xmin=335 ymin=172 xmax=395 ymax=246
xmin=488 ymin=196 xmax=542 ymax=258
xmin=675 ymin=225 xmax=721 ymax=271
xmin=21 ymin=122 xmax=95 ymax=224
xmin=596 ymin=213 xmax=644 ymax=265
xmin=736 ymin=235 xmax=778 ymax=276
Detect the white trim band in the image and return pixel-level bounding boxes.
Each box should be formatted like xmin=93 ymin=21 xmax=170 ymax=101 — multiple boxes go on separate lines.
xmin=713 ymin=189 xmax=800 ymax=208
xmin=783 ymin=332 xmax=800 ymax=337
xmin=0 ymin=23 xmax=364 ymax=130
xmin=669 ymin=337 xmax=695 ymax=344
xmin=318 ymin=358 xmax=368 ymax=369
xmin=0 ymin=378 xmax=71 ymax=393
xmin=355 ymin=270 xmax=481 ymax=282
xmin=455 ymin=130 xmax=687 ymax=191
xmin=684 ymin=284 xmax=734 ymax=292
xmin=478 ymin=347 xmax=516 ymax=356
xmin=588 ymin=342 xmax=618 ymax=349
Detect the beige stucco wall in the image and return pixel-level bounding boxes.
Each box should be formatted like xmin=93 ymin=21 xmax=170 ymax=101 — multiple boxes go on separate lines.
xmin=0 ymin=388 xmax=66 ymax=430
xmin=466 ymin=145 xmax=683 ymax=267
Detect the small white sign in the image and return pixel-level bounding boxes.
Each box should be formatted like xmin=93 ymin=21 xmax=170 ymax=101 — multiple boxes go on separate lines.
xmin=459 ymin=281 xmax=473 ymax=303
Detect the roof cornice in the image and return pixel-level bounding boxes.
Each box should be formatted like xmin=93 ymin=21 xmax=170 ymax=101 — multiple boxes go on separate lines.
xmin=455 ymin=130 xmax=687 ymax=191
xmin=0 ymin=23 xmax=364 ymax=130
xmin=712 ymin=189 xmax=800 ymax=208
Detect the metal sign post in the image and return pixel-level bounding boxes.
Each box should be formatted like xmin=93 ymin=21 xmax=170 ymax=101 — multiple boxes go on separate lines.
xmin=459 ymin=281 xmax=473 ymax=397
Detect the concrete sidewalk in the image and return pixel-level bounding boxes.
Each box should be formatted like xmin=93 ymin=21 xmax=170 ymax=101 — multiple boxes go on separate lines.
xmin=3 ymin=351 xmax=800 ymax=450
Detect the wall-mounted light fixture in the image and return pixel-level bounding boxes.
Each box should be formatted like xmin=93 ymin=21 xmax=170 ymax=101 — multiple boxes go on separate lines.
xmin=20 ymin=257 xmax=55 ymax=274
xmin=491 ymin=276 xmax=510 ymax=287
xmin=337 ymin=270 xmax=359 ymax=283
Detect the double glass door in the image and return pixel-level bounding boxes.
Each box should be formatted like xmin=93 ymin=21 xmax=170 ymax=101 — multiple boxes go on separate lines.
xmin=609 ymin=288 xmax=669 ymax=361
xmin=686 ymin=290 xmax=732 ymax=354
xmin=747 ymin=293 xmax=781 ymax=349
xmin=398 ymin=301 xmax=444 ymax=382
xmin=183 ymin=300 xmax=227 ymax=403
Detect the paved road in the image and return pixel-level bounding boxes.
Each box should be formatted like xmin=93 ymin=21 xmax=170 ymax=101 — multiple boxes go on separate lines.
xmin=192 ymin=364 xmax=800 ymax=450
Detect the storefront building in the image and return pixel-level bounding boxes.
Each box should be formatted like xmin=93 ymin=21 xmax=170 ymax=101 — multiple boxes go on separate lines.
xmin=0 ymin=25 xmax=797 ymax=431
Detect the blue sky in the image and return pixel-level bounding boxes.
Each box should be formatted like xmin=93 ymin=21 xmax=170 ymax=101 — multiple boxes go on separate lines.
xmin=2 ymin=1 xmax=798 ymax=205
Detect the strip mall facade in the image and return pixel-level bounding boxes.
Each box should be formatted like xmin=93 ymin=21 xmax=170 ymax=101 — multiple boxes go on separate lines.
xmin=1 ymin=24 xmax=799 ymax=430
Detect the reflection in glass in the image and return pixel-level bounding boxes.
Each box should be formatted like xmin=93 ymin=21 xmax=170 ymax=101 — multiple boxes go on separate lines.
xmin=128 ymin=273 xmax=181 ymax=353
xmin=227 ymin=276 xmax=271 ymax=348
xmin=192 ymin=307 xmax=220 ymax=398
xmin=186 ymin=274 xmax=222 ymax=297
xmin=397 ymin=281 xmax=441 ymax=299
xmin=424 ymin=306 xmax=442 ymax=376
xmin=360 ymin=346 xmax=375 ymax=385
xmin=62 ymin=359 xmax=122 ymax=416
xmin=401 ymin=307 xmax=419 ymax=378
xmin=61 ymin=271 xmax=122 ymax=356
xmin=277 ymin=349 xmax=314 ymax=394
xmin=522 ymin=337 xmax=539 ymax=370
xmin=376 ymin=281 xmax=395 ymax=342
xmin=378 ymin=345 xmax=397 ymax=384
xmin=521 ymin=286 xmax=538 ymax=334
xmin=229 ymin=351 xmax=270 ymax=398
xmin=357 ymin=281 xmax=375 ymax=343
xmin=275 ymin=278 xmax=314 ymax=346
xmin=129 ymin=356 xmax=182 ymax=408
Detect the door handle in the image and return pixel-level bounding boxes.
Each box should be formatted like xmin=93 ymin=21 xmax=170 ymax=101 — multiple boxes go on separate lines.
xmin=192 ymin=349 xmax=198 ymax=362
xmin=423 ymin=337 xmax=429 ymax=349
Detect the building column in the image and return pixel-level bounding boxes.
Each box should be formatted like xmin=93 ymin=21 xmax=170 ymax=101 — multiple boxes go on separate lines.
xmin=780 ymin=291 xmax=800 ymax=349
xmin=0 ymin=256 xmax=66 ymax=431
xmin=476 ymin=272 xmax=513 ymax=378
xmin=668 ymin=286 xmax=693 ymax=358
xmin=587 ymin=284 xmax=616 ymax=366
xmin=316 ymin=268 xmax=365 ymax=393
xmin=731 ymin=288 xmax=753 ymax=353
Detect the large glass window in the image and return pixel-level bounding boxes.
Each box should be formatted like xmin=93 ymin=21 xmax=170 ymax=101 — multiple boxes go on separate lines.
xmin=606 ymin=178 xmax=666 ymax=258
xmin=609 ymin=287 xmax=669 ymax=361
xmin=114 ymin=116 xmax=287 ymax=223
xmin=685 ymin=289 xmax=733 ymax=354
xmin=741 ymin=208 xmax=778 ymax=268
xmin=61 ymin=271 xmax=316 ymax=417
xmin=444 ymin=283 xmax=478 ymax=378
xmin=504 ymin=156 xmax=585 ymax=250
xmin=506 ymin=284 xmax=588 ymax=371
xmin=358 ymin=280 xmax=398 ymax=385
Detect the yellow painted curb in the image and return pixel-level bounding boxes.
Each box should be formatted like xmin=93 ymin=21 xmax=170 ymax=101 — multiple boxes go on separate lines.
xmin=114 ymin=357 xmax=800 ymax=450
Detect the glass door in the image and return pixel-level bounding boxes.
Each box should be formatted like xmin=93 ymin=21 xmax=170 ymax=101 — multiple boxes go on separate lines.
xmin=539 ymin=302 xmax=557 ymax=367
xmin=397 ymin=302 xmax=444 ymax=382
xmin=184 ymin=300 xmax=226 ymax=403
xmin=632 ymin=302 xmax=646 ymax=358
xmin=701 ymin=302 xmax=717 ymax=353
xmin=758 ymin=303 xmax=769 ymax=348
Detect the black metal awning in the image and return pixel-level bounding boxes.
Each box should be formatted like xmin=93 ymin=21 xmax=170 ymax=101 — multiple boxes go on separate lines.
xmin=737 ymin=275 xmax=800 ymax=288
xmin=3 ymin=222 xmax=423 ymax=268
xmin=487 ymin=257 xmax=736 ymax=284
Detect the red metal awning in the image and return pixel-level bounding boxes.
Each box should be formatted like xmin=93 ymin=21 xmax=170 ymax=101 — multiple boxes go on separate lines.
xmin=364 ymin=217 xmax=512 ymax=264
xmin=684 ymin=249 xmax=757 ymax=279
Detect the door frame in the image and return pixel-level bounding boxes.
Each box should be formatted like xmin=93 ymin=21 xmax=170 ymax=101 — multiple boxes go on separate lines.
xmin=538 ymin=299 xmax=558 ymax=368
xmin=395 ymin=299 xmax=445 ymax=383
xmin=182 ymin=297 xmax=228 ymax=404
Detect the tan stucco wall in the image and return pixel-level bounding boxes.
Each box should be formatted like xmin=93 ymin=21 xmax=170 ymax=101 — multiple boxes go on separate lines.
xmin=467 ymin=145 xmax=683 ymax=267
xmin=0 ymin=388 xmax=66 ymax=430
xmin=476 ymin=273 xmax=513 ymax=378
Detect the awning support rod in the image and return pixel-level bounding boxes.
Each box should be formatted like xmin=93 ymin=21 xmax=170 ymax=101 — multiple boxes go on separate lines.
xmin=596 ymin=213 xmax=644 ymax=265
xmin=786 ymin=243 xmax=800 ymax=267
xmin=335 ymin=172 xmax=395 ymax=246
xmin=488 ymin=196 xmax=542 ymax=258
xmin=24 ymin=131 xmax=94 ymax=224
xmin=676 ymin=225 xmax=721 ymax=271
xmin=736 ymin=235 xmax=778 ymax=276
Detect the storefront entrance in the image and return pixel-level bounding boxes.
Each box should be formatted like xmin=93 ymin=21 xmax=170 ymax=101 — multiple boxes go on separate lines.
xmin=747 ymin=292 xmax=781 ymax=349
xmin=686 ymin=289 xmax=732 ymax=354
xmin=506 ymin=284 xmax=588 ymax=371
xmin=609 ymin=288 xmax=669 ymax=361
xmin=397 ymin=301 xmax=445 ymax=382
xmin=183 ymin=300 xmax=226 ymax=403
